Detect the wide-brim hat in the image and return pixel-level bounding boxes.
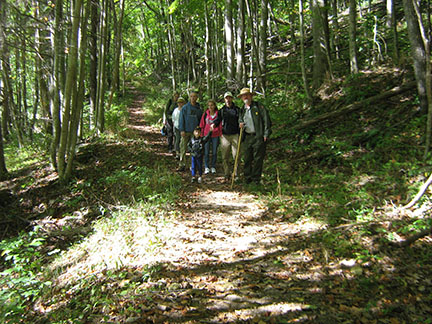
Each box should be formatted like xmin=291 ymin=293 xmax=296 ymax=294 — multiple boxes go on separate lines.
xmin=177 ymin=97 xmax=186 ymax=103
xmin=237 ymin=88 xmax=255 ymax=98
xmin=224 ymin=91 xmax=234 ymax=98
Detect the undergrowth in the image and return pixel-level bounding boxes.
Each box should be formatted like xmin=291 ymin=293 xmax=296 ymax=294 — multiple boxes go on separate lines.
xmin=2 ymin=72 xmax=432 ymax=322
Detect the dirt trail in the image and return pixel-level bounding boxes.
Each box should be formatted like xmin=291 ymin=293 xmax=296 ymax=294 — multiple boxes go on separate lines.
xmin=124 ymin=94 xmax=329 ymax=323
xmin=121 ymin=92 xmax=432 ymax=324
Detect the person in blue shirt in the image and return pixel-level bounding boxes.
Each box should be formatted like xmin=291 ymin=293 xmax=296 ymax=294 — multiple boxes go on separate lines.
xmin=178 ymin=91 xmax=202 ymax=171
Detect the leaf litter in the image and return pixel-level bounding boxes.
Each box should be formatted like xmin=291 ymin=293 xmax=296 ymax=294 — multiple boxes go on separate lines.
xmin=2 ymin=90 xmax=432 ymax=323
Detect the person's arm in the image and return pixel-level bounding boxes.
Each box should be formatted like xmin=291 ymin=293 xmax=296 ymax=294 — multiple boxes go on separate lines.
xmin=213 ymin=109 xmax=222 ymax=127
xmin=199 ymin=110 xmax=206 ymax=131
xmin=202 ymin=130 xmax=213 ymax=143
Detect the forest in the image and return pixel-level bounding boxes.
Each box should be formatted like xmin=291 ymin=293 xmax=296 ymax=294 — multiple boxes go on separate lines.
xmin=1 ymin=0 xmax=432 ymax=322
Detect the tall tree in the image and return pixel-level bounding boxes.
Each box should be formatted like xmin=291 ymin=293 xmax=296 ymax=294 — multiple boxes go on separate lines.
xmin=204 ymin=0 xmax=212 ymax=98
xmin=57 ymin=0 xmax=83 ymax=180
xmin=311 ymin=0 xmax=330 ymax=89
xmin=258 ymin=0 xmax=268 ymax=93
xmin=225 ymin=0 xmax=235 ymax=83
xmin=0 ymin=116 xmax=7 ymax=180
xmin=50 ymin=0 xmax=65 ymax=169
xmin=348 ymin=0 xmax=358 ymax=73
xmin=166 ymin=0 xmax=177 ymax=90
xmin=386 ymin=0 xmax=399 ymax=63
xmin=89 ymin=0 xmax=99 ymax=130
xmin=0 ymin=0 xmax=8 ymax=180
xmin=299 ymin=0 xmax=311 ymax=100
xmin=65 ymin=0 xmax=91 ymax=181
xmin=402 ymin=0 xmax=428 ymax=111
xmin=235 ymin=0 xmax=246 ymax=86
xmin=402 ymin=0 xmax=430 ymax=157
xmin=96 ymin=0 xmax=110 ymax=134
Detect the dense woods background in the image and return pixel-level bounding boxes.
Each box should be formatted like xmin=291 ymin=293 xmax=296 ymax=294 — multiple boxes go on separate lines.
xmin=1 ymin=0 xmax=430 ymax=181
xmin=1 ymin=0 xmax=432 ymax=323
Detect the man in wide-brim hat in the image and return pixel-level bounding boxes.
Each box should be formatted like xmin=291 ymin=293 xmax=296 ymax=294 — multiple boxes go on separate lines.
xmin=238 ymin=88 xmax=272 ymax=184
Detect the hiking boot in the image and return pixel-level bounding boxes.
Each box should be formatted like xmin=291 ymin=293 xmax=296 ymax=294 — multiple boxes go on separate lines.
xmin=204 ymin=168 xmax=210 ymax=174
xmin=197 ymin=177 xmax=202 ymax=184
xmin=211 ymin=167 xmax=216 ymax=174
xmin=191 ymin=177 xmax=195 ymax=183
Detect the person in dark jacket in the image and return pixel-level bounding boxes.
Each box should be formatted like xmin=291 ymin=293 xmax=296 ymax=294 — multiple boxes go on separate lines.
xmin=164 ymin=91 xmax=179 ymax=153
xmin=188 ymin=126 xmax=212 ymax=183
xmin=238 ymin=88 xmax=272 ymax=184
xmin=218 ymin=91 xmax=240 ymax=180
xmin=178 ymin=91 xmax=202 ymax=171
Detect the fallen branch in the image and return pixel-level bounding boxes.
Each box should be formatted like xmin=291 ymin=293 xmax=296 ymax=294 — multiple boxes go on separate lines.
xmin=404 ymin=173 xmax=432 ymax=209
xmin=392 ymin=226 xmax=432 ymax=247
xmin=291 ymin=81 xmax=416 ymax=131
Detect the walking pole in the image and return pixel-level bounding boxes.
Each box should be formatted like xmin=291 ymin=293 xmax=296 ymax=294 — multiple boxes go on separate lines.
xmin=231 ymin=127 xmax=244 ymax=189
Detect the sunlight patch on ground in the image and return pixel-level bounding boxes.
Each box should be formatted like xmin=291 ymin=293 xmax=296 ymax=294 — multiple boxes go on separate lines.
xmin=213 ymin=302 xmax=312 ymax=322
xmin=49 ymin=206 xmax=170 ymax=287
xmin=47 ymin=189 xmax=327 ymax=293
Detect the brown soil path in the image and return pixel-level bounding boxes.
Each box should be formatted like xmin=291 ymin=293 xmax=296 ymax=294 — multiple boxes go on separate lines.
xmin=121 ymin=92 xmax=335 ymax=323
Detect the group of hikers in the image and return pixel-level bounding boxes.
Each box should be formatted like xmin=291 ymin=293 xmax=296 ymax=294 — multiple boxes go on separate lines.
xmin=163 ymin=88 xmax=272 ymax=185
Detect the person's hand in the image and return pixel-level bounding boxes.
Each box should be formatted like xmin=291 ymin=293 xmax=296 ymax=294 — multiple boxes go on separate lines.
xmin=264 ymin=137 xmax=268 ymax=142
xmin=210 ymin=124 xmax=214 ymax=131
xmin=181 ymin=131 xmax=186 ymax=137
xmin=239 ymin=123 xmax=244 ymax=129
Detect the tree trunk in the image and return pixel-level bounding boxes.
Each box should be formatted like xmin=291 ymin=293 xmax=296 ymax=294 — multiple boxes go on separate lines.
xmin=106 ymin=0 xmax=125 ymax=114
xmin=0 ymin=0 xmax=8 ymax=179
xmin=65 ymin=0 xmax=91 ymax=181
xmin=225 ymin=0 xmax=235 ymax=83
xmin=166 ymin=0 xmax=177 ymax=91
xmin=58 ymin=0 xmax=83 ymax=180
xmin=236 ymin=0 xmax=246 ymax=85
xmin=386 ymin=0 xmax=399 ymax=63
xmin=96 ymin=0 xmax=109 ymax=134
xmin=0 ymin=116 xmax=7 ymax=181
xmin=348 ymin=0 xmax=359 ymax=73
xmin=258 ymin=0 xmax=268 ymax=93
xmin=331 ymin=0 xmax=340 ymax=59
xmin=50 ymin=0 xmax=64 ymax=170
xmin=311 ymin=0 xmax=330 ymax=89
xmin=89 ymin=0 xmax=99 ymax=130
xmin=299 ymin=0 xmax=312 ymax=100
xmin=204 ymin=0 xmax=212 ymax=98
xmin=402 ymin=0 xmax=429 ymax=154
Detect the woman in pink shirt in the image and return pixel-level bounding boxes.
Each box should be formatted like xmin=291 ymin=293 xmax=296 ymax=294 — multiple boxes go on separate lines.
xmin=200 ymin=99 xmax=222 ymax=174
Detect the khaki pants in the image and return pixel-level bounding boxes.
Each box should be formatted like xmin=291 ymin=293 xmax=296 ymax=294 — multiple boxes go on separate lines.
xmin=179 ymin=132 xmax=192 ymax=167
xmin=220 ymin=134 xmax=239 ymax=177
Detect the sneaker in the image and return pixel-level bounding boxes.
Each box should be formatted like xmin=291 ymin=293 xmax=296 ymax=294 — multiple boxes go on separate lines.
xmin=197 ymin=177 xmax=202 ymax=183
xmin=211 ymin=167 xmax=216 ymax=174
xmin=204 ymin=168 xmax=210 ymax=174
xmin=191 ymin=177 xmax=195 ymax=183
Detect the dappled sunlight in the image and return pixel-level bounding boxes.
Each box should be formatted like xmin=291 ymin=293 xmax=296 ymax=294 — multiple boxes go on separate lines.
xmin=49 ymin=206 xmax=170 ymax=287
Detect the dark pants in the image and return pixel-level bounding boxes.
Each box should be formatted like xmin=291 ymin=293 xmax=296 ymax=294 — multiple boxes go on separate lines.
xmin=204 ymin=137 xmax=219 ymax=169
xmin=243 ymin=133 xmax=266 ymax=183
xmin=191 ymin=156 xmax=203 ymax=177
xmin=166 ymin=120 xmax=174 ymax=151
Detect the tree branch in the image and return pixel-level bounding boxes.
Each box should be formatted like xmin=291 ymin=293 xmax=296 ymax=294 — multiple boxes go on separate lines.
xmin=291 ymin=81 xmax=417 ymax=131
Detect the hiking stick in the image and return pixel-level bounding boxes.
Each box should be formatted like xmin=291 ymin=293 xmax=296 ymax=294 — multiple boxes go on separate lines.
xmin=231 ymin=127 xmax=244 ymax=189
